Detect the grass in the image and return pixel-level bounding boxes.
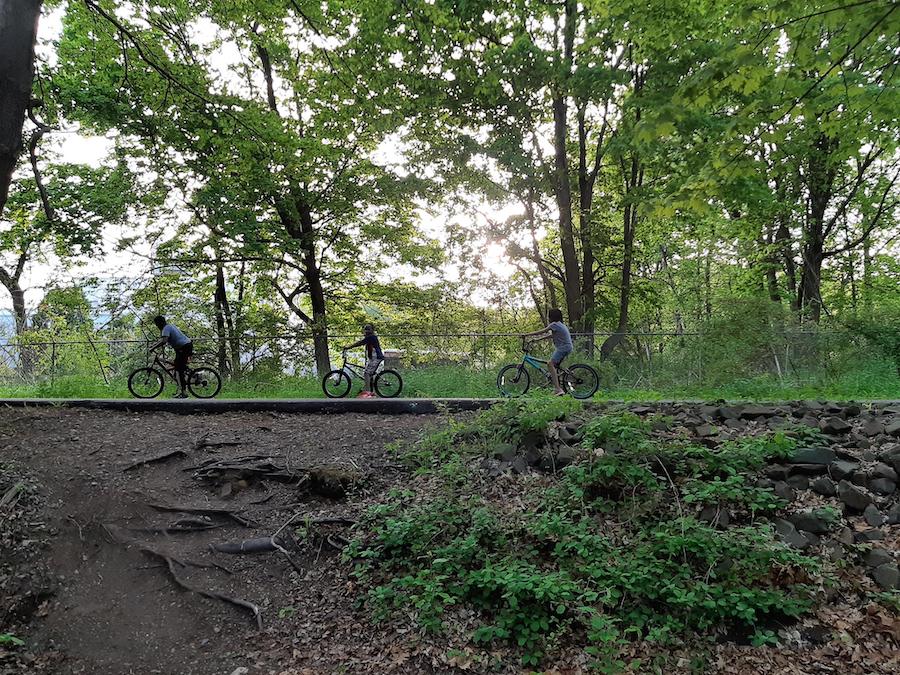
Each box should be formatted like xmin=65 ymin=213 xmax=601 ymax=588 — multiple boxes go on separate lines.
xmin=0 ymin=358 xmax=897 ymax=400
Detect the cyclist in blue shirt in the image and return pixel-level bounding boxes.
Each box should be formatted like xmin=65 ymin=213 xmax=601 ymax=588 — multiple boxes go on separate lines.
xmin=341 ymin=324 xmax=383 ymax=398
xmin=150 ymin=315 xmax=194 ymax=399
xmin=522 ymin=308 xmax=573 ymax=396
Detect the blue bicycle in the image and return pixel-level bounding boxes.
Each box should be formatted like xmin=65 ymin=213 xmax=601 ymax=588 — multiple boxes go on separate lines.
xmin=497 ymin=338 xmax=599 ymax=399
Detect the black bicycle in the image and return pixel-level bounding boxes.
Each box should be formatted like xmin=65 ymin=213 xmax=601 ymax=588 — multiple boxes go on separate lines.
xmin=321 ymin=351 xmax=403 ymax=398
xmin=497 ymin=338 xmax=599 ymax=399
xmin=127 ymin=348 xmax=222 ymax=399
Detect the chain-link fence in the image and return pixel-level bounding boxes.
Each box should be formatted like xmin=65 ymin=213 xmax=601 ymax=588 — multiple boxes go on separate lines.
xmin=0 ymin=328 xmax=888 ymax=393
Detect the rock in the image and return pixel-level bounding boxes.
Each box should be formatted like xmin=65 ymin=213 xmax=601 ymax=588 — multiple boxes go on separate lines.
xmin=863 ymin=547 xmax=893 ymax=568
xmin=307 ymin=467 xmax=363 ymax=498
xmin=886 ymin=503 xmax=900 ymax=525
xmin=836 ymin=527 xmax=854 ymax=545
xmin=699 ymin=404 xmax=719 ymax=420
xmin=837 ymin=480 xmax=872 ymax=511
xmin=767 ymin=416 xmax=787 ymax=429
xmin=799 ymin=530 xmax=821 ymax=546
xmin=868 ymin=478 xmax=896 ymax=495
xmin=772 ymin=481 xmax=796 ymax=502
xmin=810 ymin=476 xmax=837 ymax=497
xmin=694 ymin=423 xmax=718 ymax=438
xmin=520 ymin=430 xmax=544 ymax=452
xmin=554 ymin=446 xmax=577 ymax=469
xmin=479 ymin=458 xmax=504 ymax=477
xmin=789 ymin=463 xmax=829 ymax=476
xmin=558 ymin=424 xmax=583 ymax=443
xmin=510 ymin=457 xmax=529 ymax=475
xmin=829 ymin=460 xmax=858 ymax=481
xmin=716 ymin=406 xmax=741 ymax=420
xmin=854 ymin=529 xmax=885 ymax=543
xmin=861 ymin=419 xmax=884 ymax=437
xmin=700 ymin=506 xmax=730 ymax=528
xmin=741 ymin=404 xmax=777 ymax=419
xmin=492 ymin=443 xmax=517 ymax=462
xmin=524 ymin=447 xmax=541 ymax=467
xmin=820 ymin=417 xmax=852 ymax=434
xmin=872 ymin=564 xmax=900 ymax=590
xmin=765 ymin=464 xmax=790 ymax=480
xmin=843 ymin=404 xmax=862 ymax=418
xmin=884 ymin=419 xmax=900 ymax=437
xmin=787 ymin=509 xmax=836 ymax=535
xmin=863 ymin=504 xmax=885 ymax=527
xmin=788 ymin=447 xmax=837 ymax=465
xmin=850 ymin=472 xmax=869 ymax=488
xmin=860 ymin=449 xmax=877 ymax=461
xmin=774 ymin=518 xmax=810 ymax=549
xmin=723 ymin=418 xmax=744 ymax=430
xmin=881 ymin=443 xmax=900 ymax=460
xmin=871 ymin=463 xmax=898 ymax=481
xmin=799 ymin=415 xmax=820 ymax=428
xmin=822 ymin=541 xmax=844 ymax=563
xmin=787 ymin=474 xmax=809 ymax=490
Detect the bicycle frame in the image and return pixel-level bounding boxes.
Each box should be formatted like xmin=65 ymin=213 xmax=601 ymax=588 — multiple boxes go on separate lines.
xmin=335 ymin=353 xmax=382 ymax=381
xmin=149 ymin=350 xmax=187 ymax=383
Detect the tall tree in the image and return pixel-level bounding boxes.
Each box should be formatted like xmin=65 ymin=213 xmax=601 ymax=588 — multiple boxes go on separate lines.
xmin=0 ymin=0 xmax=43 ymax=216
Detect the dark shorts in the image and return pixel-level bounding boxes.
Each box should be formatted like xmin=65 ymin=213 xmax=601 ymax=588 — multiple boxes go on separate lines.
xmin=174 ymin=342 xmax=193 ymax=370
xmin=550 ymin=347 xmax=572 ymax=366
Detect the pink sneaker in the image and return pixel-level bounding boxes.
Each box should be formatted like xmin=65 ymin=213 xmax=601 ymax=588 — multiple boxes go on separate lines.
xmin=357 ymin=391 xmax=375 ymax=398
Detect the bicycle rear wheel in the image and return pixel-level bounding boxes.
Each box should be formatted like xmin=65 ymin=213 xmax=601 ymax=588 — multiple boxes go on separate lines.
xmin=374 ymin=369 xmax=403 ymax=398
xmin=128 ymin=367 xmax=164 ymax=399
xmin=497 ymin=364 xmax=530 ymax=397
xmin=322 ymin=370 xmax=352 ymax=398
xmin=188 ymin=367 xmax=222 ymax=398
xmin=564 ymin=364 xmax=599 ymax=399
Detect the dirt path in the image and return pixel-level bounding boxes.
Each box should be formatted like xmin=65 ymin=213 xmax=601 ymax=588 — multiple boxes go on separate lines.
xmin=0 ymin=408 xmax=447 ymax=674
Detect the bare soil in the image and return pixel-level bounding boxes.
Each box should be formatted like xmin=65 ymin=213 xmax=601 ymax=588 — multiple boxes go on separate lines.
xmin=0 ymin=407 xmax=447 ymax=674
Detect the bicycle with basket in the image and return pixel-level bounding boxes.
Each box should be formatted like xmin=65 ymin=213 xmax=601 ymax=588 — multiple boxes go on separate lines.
xmin=321 ymin=350 xmax=403 ymax=398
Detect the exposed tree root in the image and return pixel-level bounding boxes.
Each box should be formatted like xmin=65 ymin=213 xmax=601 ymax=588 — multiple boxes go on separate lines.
xmin=147 ymin=502 xmax=253 ymax=526
xmin=123 ymin=449 xmax=187 ymax=472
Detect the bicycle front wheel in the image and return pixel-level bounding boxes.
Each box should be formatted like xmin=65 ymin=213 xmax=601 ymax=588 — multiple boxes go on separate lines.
xmin=188 ymin=367 xmax=222 ymax=399
xmin=564 ymin=364 xmax=599 ymax=399
xmin=374 ymin=369 xmax=403 ymax=398
xmin=322 ymin=370 xmax=352 ymax=398
xmin=128 ymin=367 xmax=164 ymax=399
xmin=497 ymin=364 xmax=530 ymax=397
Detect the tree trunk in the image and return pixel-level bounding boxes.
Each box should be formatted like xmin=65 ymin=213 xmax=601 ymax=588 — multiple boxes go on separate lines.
xmin=551 ymin=0 xmax=582 ymax=328
xmin=799 ymin=133 xmax=837 ymax=323
xmin=0 ymin=0 xmax=42 ymax=217
xmin=231 ymin=261 xmax=245 ymax=376
xmin=214 ymin=263 xmax=228 ymax=375
xmin=256 ymin=39 xmax=330 ymax=375
xmin=296 ymin=199 xmax=330 ymax=376
xmin=576 ymin=104 xmax=596 ymax=350
xmin=601 ymin=147 xmax=642 ymax=359
xmin=862 ymin=236 xmax=872 ymax=311
xmin=799 ymin=242 xmax=825 ymax=323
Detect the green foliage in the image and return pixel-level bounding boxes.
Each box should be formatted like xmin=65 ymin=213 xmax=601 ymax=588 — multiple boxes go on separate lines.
xmin=350 ymin=403 xmax=825 ymax=666
xmin=0 ymin=633 xmax=25 ymax=647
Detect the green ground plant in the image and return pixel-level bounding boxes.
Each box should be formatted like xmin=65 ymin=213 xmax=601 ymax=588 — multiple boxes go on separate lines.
xmin=348 ymin=405 xmax=828 ymax=668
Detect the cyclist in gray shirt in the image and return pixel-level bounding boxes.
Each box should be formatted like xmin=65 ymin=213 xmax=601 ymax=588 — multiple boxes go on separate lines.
xmin=522 ymin=308 xmax=573 ymax=395
xmin=150 ymin=315 xmax=194 ymax=398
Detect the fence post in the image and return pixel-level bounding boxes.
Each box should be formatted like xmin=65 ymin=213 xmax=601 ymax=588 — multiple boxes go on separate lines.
xmin=481 ymin=311 xmax=487 ymax=372
xmin=50 ymin=341 xmax=56 ymax=385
